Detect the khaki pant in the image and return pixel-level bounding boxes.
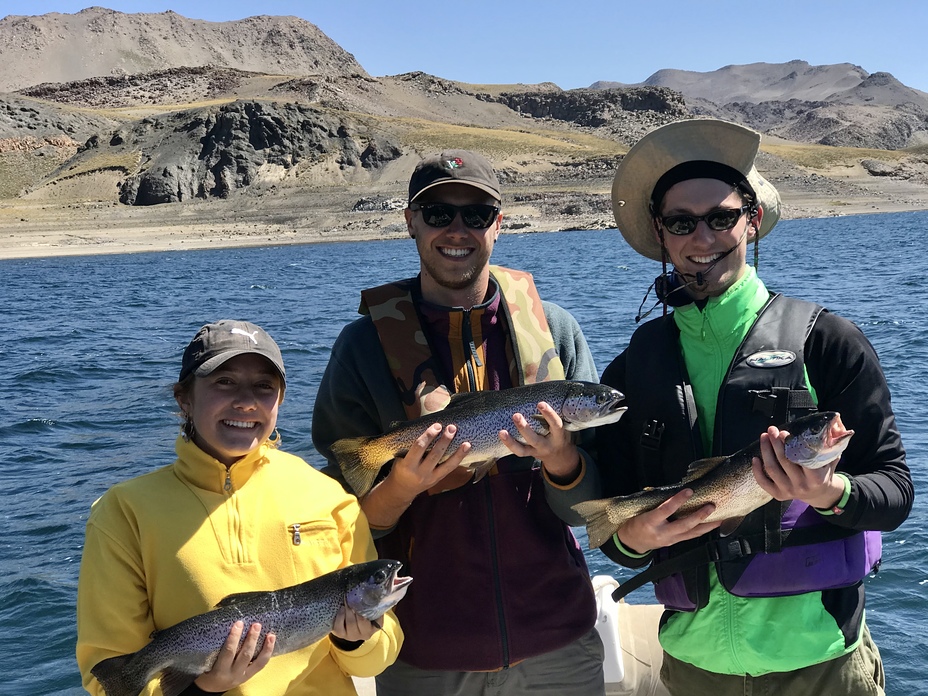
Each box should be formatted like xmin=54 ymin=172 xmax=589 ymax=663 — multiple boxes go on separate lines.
xmin=659 ymin=625 xmax=885 ymax=696
xmin=374 ymin=628 xmax=606 ymax=696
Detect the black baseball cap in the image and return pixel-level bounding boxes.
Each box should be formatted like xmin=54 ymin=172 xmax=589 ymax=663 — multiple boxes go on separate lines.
xmin=408 ymin=149 xmax=501 ymax=203
xmin=179 ymin=320 xmax=286 ymax=385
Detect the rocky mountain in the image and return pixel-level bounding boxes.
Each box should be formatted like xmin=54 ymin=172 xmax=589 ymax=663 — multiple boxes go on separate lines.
xmin=592 ymin=60 xmax=928 ymax=148
xmin=0 ymin=7 xmax=367 ymax=93
xmin=1 ymin=8 xmax=926 ymax=214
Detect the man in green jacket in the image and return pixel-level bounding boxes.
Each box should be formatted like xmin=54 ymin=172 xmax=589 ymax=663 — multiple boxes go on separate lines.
xmin=592 ymin=119 xmax=912 ymax=695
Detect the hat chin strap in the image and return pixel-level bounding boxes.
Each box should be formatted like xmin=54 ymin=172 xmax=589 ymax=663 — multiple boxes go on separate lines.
xmin=670 ymin=226 xmax=748 ymax=289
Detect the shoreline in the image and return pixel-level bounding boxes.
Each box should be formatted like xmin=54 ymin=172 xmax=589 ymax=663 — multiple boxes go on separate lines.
xmin=2 ymin=194 xmax=926 ymax=262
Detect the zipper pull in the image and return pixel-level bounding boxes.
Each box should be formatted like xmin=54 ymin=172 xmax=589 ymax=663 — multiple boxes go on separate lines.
xmin=462 ymin=309 xmax=483 ymax=367
xmin=224 ymin=470 xmax=232 ymax=493
xmin=291 ymin=523 xmax=302 ymax=546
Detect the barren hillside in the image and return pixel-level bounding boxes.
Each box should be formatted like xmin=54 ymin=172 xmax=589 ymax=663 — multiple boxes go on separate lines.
xmin=0 ymin=8 xmax=927 ymax=260
xmin=0 ymin=7 xmax=367 ymax=92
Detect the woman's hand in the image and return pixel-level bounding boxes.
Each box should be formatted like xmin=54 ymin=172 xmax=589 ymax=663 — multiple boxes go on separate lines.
xmin=331 ymin=602 xmax=380 ymax=644
xmin=194 ymin=621 xmax=275 ymax=692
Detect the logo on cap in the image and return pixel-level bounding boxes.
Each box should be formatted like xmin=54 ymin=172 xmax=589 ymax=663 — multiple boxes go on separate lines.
xmin=231 ymin=327 xmax=259 ymax=344
xmin=444 ymin=157 xmax=464 ymax=170
xmin=745 ymin=350 xmax=796 ymax=368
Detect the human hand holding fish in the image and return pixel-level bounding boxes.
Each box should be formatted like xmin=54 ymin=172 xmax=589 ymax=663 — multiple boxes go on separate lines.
xmin=359 ymin=422 xmax=474 ymax=529
xmin=193 ymin=620 xmax=275 ymax=693
xmin=499 ymin=400 xmax=581 ymax=482
xmin=753 ymin=423 xmax=847 ymax=511
xmin=332 ymin=600 xmax=382 ymax=643
xmin=614 ymin=488 xmax=722 ymax=555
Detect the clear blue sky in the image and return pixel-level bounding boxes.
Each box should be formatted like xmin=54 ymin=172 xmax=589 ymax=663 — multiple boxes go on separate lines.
xmin=4 ymin=1 xmax=927 ymax=93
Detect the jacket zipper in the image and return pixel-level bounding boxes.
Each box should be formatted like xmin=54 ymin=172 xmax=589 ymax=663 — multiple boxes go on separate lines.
xmin=461 ymin=309 xmax=482 ymax=391
xmin=484 ymin=479 xmax=510 ymax=666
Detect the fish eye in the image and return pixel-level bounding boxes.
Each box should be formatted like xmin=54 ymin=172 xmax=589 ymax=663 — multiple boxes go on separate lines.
xmin=373 ymin=569 xmax=387 ymax=583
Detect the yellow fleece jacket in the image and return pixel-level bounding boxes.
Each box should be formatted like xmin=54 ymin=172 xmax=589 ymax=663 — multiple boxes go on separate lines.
xmin=76 ymin=437 xmax=403 ymax=696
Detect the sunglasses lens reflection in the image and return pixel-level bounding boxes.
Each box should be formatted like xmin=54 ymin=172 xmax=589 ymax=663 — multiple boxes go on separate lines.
xmin=419 ymin=204 xmax=498 ymax=229
xmin=662 ymin=207 xmax=746 ymax=235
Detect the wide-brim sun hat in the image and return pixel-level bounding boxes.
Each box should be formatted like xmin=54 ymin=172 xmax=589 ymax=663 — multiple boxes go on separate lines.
xmin=611 ymin=119 xmax=781 ymax=261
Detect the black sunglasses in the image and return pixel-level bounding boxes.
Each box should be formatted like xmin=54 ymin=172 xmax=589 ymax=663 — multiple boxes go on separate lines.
xmin=409 ymin=202 xmax=500 ymax=230
xmin=659 ymin=205 xmax=750 ymax=236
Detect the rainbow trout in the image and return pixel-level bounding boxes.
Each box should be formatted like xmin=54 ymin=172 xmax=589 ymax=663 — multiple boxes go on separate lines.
xmin=331 ymin=380 xmax=627 ymax=497
xmin=573 ymin=411 xmax=854 ymax=549
xmin=91 ymin=560 xmax=411 ymax=696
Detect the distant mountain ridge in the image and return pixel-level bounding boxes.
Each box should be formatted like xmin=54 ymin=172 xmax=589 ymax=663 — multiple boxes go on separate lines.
xmin=590 ymin=60 xmax=928 ymax=108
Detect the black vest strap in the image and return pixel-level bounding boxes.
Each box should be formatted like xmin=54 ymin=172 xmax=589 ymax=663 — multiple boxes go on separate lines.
xmin=611 ymin=523 xmax=862 ymax=602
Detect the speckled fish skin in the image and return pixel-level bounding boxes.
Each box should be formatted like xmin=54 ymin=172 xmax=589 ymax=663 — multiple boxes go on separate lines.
xmin=573 ymin=411 xmax=854 ymax=549
xmin=90 ymin=560 xmax=411 ymax=696
xmin=331 ymin=380 xmax=627 ymax=497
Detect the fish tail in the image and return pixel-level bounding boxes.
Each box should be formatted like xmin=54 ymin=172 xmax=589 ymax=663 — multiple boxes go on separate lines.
xmin=330 ymin=436 xmax=383 ymax=497
xmin=91 ymin=653 xmax=144 ymax=696
xmin=572 ymin=498 xmax=624 ymax=550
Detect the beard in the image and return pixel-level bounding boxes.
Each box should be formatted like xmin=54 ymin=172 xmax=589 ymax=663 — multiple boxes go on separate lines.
xmin=417 ymin=238 xmax=492 ymax=292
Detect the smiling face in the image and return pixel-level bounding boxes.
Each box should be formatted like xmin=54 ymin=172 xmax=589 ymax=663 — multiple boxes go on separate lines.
xmin=406 ymin=182 xmax=502 ymax=308
xmin=175 ymin=353 xmax=282 ymax=466
xmin=655 ymin=177 xmax=762 ymax=300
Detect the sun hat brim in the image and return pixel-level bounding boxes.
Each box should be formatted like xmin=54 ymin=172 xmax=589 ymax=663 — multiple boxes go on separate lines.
xmin=611 ymin=119 xmax=781 ymax=261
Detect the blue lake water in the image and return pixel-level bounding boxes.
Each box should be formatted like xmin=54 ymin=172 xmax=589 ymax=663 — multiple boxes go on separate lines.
xmin=2 ymin=210 xmax=925 ymax=695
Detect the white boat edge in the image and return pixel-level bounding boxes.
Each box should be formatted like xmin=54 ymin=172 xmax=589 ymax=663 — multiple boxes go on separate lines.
xmin=353 ymin=576 xmax=669 ymax=696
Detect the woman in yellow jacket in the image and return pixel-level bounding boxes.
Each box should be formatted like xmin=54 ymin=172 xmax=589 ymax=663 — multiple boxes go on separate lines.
xmin=76 ymin=320 xmax=403 ymax=696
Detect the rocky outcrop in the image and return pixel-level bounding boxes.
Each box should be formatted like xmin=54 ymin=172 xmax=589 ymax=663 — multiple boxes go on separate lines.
xmin=491 ymin=87 xmax=687 ymax=128
xmin=19 ymin=67 xmax=252 ymax=108
xmin=108 ymin=100 xmax=403 ymax=205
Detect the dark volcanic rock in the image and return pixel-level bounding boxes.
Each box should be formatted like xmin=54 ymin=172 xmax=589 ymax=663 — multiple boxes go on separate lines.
xmin=492 ymin=87 xmax=686 ymax=127
xmin=113 ymin=100 xmax=403 ymax=205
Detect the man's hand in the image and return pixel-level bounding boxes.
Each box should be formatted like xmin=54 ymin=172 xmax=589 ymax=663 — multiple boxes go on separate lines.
xmin=753 ymin=425 xmax=845 ymax=510
xmin=499 ymin=401 xmax=580 ymax=483
xmin=360 ymin=423 xmax=472 ymax=529
xmin=616 ymin=489 xmax=721 ymax=555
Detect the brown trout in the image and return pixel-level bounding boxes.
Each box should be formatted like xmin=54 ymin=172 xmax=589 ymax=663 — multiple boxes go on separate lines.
xmin=331 ymin=380 xmax=626 ymax=497
xmin=573 ymin=411 xmax=854 ymax=549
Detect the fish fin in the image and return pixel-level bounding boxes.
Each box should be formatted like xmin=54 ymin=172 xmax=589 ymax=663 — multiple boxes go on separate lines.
xmin=527 ymin=414 xmax=552 ymax=434
xmin=719 ymin=516 xmax=746 ymax=537
xmin=470 ymin=458 xmax=497 ymax=484
xmin=215 ymin=589 xmax=273 ymax=608
xmin=572 ymin=498 xmax=626 ymax=550
xmin=159 ymin=668 xmax=199 ymax=696
xmin=330 ymin=435 xmax=383 ymax=497
xmin=91 ymin=653 xmax=144 ymax=696
xmin=681 ymin=456 xmax=727 ymax=484
xmin=445 ymin=391 xmax=487 ymax=407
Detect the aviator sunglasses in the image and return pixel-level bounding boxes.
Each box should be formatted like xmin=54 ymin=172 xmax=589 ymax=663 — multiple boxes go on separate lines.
xmin=659 ymin=205 xmax=750 ymax=236
xmin=409 ymin=202 xmax=500 ymax=230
